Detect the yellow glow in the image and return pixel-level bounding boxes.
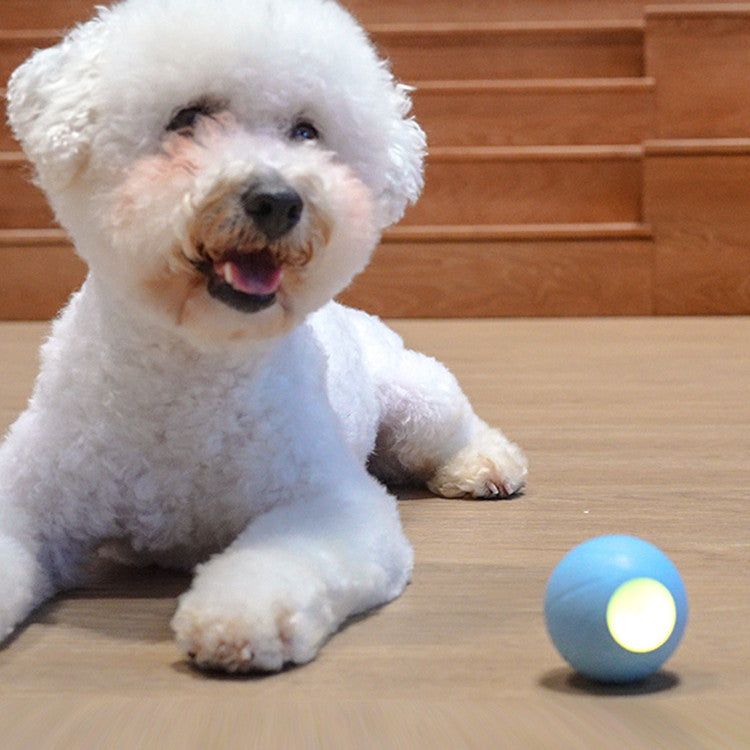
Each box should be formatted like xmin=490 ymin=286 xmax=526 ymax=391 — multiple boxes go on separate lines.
xmin=606 ymin=578 xmax=677 ymax=653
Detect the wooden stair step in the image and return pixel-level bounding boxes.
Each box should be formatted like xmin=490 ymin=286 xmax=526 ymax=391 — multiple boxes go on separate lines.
xmin=0 ymin=153 xmax=56 ymax=229
xmin=1 ymin=0 xmax=742 ymax=29
xmin=0 ymin=92 xmax=16 ymax=151
xmin=646 ymin=4 xmax=750 ymax=138
xmin=2 ymin=22 xmax=645 ymax=84
xmin=1 ymin=1 xmax=95 ymax=31
xmin=340 ymin=229 xmax=655 ymax=317
xmin=0 ymin=31 xmax=61 ymax=84
xmin=403 ymin=146 xmax=644 ymax=226
xmin=370 ymin=21 xmax=645 ymax=80
xmin=1 ymin=225 xmax=654 ymax=320
xmin=412 ymin=77 xmax=655 ymax=147
xmin=2 ymin=77 xmax=658 ymax=150
xmin=1 ymin=145 xmax=646 ymax=230
xmin=0 ymin=230 xmax=86 ymax=320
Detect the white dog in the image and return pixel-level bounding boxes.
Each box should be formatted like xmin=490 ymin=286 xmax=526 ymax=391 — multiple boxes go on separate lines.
xmin=2 ymin=0 xmax=527 ymax=672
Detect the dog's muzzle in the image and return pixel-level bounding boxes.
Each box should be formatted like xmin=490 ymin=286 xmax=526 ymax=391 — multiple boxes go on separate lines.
xmin=201 ymin=177 xmax=304 ymax=314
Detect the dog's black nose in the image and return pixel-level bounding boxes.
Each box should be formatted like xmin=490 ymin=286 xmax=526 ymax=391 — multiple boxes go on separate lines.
xmin=241 ymin=179 xmax=303 ymax=241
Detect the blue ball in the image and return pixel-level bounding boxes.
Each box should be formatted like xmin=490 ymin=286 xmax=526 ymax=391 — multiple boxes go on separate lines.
xmin=544 ymin=535 xmax=688 ymax=683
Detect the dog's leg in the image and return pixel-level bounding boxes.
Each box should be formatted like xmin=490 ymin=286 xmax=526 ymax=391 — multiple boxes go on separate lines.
xmin=369 ymin=346 xmax=527 ymax=499
xmin=171 ymin=472 xmax=412 ymax=673
xmin=0 ymin=420 xmax=94 ymax=642
xmin=0 ymin=489 xmax=92 ymax=642
xmin=0 ymin=479 xmax=82 ymax=641
xmin=0 ymin=523 xmax=56 ymax=642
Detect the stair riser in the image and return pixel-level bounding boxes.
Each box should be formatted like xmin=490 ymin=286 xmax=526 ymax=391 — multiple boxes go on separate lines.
xmin=0 ymin=33 xmax=60 ymax=84
xmin=339 ymin=237 xmax=654 ymax=317
xmin=0 ymin=242 xmax=86 ymax=320
xmin=0 ymin=98 xmax=17 ymax=150
xmin=2 ymin=83 xmax=656 ymax=150
xmin=1 ymin=0 xmax=741 ymax=28
xmin=413 ymin=83 xmax=655 ymax=147
xmin=1 ymin=151 xmax=644 ymax=228
xmin=1 ymin=236 xmax=653 ymax=319
xmin=403 ymin=155 xmax=643 ymax=225
xmin=1 ymin=25 xmax=643 ymax=88
xmin=372 ymin=27 xmax=643 ymax=80
xmin=0 ymin=158 xmax=55 ymax=229
xmin=1 ymin=1 xmax=95 ymax=30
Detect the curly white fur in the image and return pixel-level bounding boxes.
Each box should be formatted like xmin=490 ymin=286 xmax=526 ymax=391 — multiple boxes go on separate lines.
xmin=2 ymin=0 xmax=527 ymax=672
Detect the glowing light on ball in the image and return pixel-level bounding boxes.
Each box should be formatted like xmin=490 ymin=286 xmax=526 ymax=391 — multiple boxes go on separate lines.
xmin=606 ymin=578 xmax=677 ymax=653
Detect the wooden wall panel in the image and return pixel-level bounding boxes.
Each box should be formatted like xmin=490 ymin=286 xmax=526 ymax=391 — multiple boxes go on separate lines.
xmin=646 ymin=7 xmax=750 ymax=138
xmin=338 ymin=237 xmax=654 ymax=317
xmin=645 ymin=146 xmax=750 ymax=314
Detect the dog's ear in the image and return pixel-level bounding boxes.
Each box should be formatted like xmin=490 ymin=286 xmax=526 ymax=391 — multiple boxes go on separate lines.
xmin=6 ymin=20 xmax=105 ymax=192
xmin=377 ymin=83 xmax=426 ymax=228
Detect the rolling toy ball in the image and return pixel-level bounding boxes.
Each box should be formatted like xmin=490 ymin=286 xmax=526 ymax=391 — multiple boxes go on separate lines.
xmin=544 ymin=535 xmax=688 ymax=683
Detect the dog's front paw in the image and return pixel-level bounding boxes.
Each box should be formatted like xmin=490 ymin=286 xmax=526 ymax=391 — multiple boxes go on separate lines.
xmin=427 ymin=428 xmax=528 ymax=499
xmin=172 ymin=604 xmax=332 ymax=673
xmin=171 ymin=560 xmax=338 ymax=673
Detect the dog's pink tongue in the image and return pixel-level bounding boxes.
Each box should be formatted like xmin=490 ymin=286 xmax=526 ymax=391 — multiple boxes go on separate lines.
xmin=215 ymin=251 xmax=282 ymax=296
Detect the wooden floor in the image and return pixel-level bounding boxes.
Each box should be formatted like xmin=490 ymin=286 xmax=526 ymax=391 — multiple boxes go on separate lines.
xmin=0 ymin=317 xmax=748 ymax=748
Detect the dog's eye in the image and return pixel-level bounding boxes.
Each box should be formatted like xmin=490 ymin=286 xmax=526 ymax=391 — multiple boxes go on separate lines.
xmin=289 ymin=120 xmax=320 ymax=142
xmin=166 ymin=104 xmax=214 ymax=133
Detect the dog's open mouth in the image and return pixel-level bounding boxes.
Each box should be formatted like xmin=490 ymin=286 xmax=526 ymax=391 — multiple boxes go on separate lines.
xmin=201 ymin=248 xmax=282 ymax=313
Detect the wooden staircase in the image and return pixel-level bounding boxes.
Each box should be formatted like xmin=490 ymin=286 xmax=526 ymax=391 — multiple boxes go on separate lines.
xmin=3 ymin=1 xmax=750 ymax=318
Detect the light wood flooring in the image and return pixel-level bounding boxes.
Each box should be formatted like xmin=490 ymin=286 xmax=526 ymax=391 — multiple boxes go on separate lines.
xmin=0 ymin=316 xmax=747 ymax=747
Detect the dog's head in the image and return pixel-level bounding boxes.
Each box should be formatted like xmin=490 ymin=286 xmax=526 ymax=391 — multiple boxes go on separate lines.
xmin=6 ymin=0 xmax=425 ymax=345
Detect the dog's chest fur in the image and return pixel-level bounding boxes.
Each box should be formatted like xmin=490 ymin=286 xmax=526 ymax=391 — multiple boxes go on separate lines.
xmin=26 ymin=286 xmax=380 ymax=565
